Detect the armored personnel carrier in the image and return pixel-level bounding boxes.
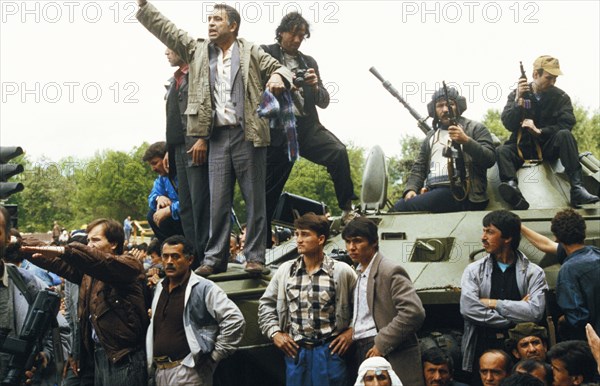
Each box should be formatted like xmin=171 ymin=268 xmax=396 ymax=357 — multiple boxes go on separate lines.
xmin=211 ymin=143 xmax=600 ymax=385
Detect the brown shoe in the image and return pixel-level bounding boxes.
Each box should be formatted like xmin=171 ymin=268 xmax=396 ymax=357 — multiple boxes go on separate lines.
xmin=245 ymin=261 xmax=265 ymax=274
xmin=195 ymin=265 xmax=215 ymax=277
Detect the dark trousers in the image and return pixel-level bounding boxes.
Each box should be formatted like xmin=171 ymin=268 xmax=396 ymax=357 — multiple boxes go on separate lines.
xmin=497 ymin=130 xmax=581 ymax=182
xmin=172 ymin=140 xmax=210 ymax=268
xmin=146 ymin=209 xmax=184 ymax=243
xmin=392 ymin=186 xmax=488 ymax=213
xmin=93 ymin=346 xmax=147 ymax=386
xmin=266 ymin=118 xmax=356 ymax=245
xmin=62 ymin=356 xmax=95 ymax=386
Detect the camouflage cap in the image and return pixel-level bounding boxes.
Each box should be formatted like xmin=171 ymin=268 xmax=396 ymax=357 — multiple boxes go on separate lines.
xmin=533 ymin=55 xmax=563 ymax=76
xmin=508 ymin=322 xmax=548 ymax=341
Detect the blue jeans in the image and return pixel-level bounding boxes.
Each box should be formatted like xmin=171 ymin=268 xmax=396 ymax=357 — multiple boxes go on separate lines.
xmin=284 ymin=344 xmax=347 ymax=386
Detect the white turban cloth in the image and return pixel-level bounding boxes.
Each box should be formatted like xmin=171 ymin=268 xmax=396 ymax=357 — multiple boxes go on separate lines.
xmin=354 ymin=356 xmax=403 ymax=386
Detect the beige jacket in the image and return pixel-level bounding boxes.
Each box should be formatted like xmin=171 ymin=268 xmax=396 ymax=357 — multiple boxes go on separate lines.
xmin=137 ymin=2 xmax=292 ymax=146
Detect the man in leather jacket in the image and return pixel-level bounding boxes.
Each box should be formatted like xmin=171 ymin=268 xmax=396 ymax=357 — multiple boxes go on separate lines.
xmin=23 ymin=218 xmax=148 ymax=386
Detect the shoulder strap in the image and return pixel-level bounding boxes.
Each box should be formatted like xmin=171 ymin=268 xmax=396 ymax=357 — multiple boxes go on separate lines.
xmin=6 ymin=264 xmax=35 ymax=304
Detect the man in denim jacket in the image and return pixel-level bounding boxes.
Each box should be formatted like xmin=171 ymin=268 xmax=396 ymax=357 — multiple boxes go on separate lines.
xmin=460 ymin=210 xmax=547 ymax=383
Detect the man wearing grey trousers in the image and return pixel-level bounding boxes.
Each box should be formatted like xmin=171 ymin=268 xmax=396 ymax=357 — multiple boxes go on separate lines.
xmin=136 ymin=1 xmax=292 ymax=276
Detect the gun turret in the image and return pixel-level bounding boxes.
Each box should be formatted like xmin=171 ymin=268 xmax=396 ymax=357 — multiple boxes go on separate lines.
xmin=369 ymin=67 xmax=432 ymax=135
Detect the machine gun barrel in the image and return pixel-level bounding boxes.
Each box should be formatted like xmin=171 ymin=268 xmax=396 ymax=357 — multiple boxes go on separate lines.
xmin=369 ymin=67 xmax=432 ymax=135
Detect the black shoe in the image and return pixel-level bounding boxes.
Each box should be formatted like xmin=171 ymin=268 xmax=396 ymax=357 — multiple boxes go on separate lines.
xmin=499 ymin=181 xmax=530 ymax=210
xmin=570 ymin=186 xmax=600 ymax=207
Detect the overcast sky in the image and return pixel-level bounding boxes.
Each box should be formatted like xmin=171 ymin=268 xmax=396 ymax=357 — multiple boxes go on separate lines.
xmin=1 ymin=0 xmax=598 ymax=165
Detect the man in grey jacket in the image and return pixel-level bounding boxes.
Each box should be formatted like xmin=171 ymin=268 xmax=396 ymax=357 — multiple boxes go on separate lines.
xmin=460 ymin=210 xmax=547 ymax=385
xmin=135 ymin=1 xmax=292 ymax=276
xmin=146 ymin=235 xmax=245 ymax=386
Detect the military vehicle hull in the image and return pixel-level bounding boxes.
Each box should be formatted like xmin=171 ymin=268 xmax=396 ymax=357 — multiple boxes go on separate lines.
xmin=212 ymin=149 xmax=600 ymax=385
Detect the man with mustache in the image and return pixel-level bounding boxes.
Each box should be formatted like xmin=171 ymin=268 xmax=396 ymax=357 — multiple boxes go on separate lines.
xmin=136 ymin=1 xmax=292 ymax=276
xmin=460 ymin=210 xmax=547 ymax=385
xmin=505 ymin=323 xmax=548 ymax=362
xmin=391 ymin=86 xmax=495 ymax=213
xmin=422 ymin=347 xmax=468 ymax=386
xmin=147 ymin=235 xmax=244 ymax=386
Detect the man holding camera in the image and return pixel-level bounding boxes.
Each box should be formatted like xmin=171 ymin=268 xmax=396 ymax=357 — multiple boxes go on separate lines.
xmin=391 ymin=86 xmax=495 ymax=213
xmin=262 ymin=12 xmax=357 ymax=240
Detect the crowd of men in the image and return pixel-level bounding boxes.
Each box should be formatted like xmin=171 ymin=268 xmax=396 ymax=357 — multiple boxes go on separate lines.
xmin=1 ymin=0 xmax=599 ymax=385
xmin=1 ymin=207 xmax=600 ymax=385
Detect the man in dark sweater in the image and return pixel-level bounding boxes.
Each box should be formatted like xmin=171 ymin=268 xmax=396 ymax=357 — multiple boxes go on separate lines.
xmin=262 ymin=12 xmax=357 ymax=240
xmin=164 ymin=48 xmax=209 ymax=268
xmin=497 ymin=55 xmax=598 ymax=209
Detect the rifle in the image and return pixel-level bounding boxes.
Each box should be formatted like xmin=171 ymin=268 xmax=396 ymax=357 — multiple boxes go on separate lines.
xmin=0 ymin=290 xmax=61 ymax=386
xmin=369 ymin=67 xmax=432 ymax=135
xmin=517 ymin=61 xmax=542 ymax=161
xmin=519 ymin=61 xmax=534 ymax=112
xmin=442 ymin=81 xmax=469 ymax=201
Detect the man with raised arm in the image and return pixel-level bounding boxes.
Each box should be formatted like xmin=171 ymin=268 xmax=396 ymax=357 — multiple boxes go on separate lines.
xmin=135 ymin=1 xmax=292 ymax=276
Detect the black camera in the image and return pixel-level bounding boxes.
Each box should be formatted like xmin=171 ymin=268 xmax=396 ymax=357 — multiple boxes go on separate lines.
xmin=293 ymin=69 xmax=308 ymax=87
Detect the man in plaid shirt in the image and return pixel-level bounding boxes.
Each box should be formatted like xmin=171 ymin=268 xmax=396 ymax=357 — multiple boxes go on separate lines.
xmin=258 ymin=213 xmax=357 ymax=386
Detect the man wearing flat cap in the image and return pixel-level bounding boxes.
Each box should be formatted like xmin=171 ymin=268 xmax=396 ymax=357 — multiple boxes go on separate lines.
xmin=506 ymin=322 xmax=548 ymax=362
xmin=498 ymin=55 xmax=599 ymax=209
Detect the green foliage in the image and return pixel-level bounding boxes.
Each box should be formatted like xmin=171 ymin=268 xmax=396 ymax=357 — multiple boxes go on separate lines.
xmin=572 ymin=104 xmax=600 ymax=158
xmin=387 ymin=135 xmax=422 ymax=202
xmin=482 ymin=109 xmax=509 ymax=143
xmin=7 ymin=102 xmax=598 ymax=232
xmin=11 ymin=143 xmax=153 ymax=232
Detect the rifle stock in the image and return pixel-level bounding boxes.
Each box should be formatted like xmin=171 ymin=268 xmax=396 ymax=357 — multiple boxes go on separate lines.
xmin=369 ymin=67 xmax=432 ymax=135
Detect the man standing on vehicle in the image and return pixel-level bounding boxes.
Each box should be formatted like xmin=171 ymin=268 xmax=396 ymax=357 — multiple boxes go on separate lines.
xmin=258 ymin=213 xmax=356 ymax=385
xmin=262 ymin=12 xmax=357 ymax=234
xmin=135 ymin=0 xmax=292 ymax=276
xmin=460 ymin=210 xmax=547 ymax=384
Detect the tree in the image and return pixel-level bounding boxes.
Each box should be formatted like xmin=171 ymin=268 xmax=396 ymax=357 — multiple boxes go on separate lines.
xmin=572 ymin=104 xmax=600 ymax=158
xmin=387 ymin=135 xmax=423 ymax=204
xmin=482 ymin=109 xmax=508 ymax=144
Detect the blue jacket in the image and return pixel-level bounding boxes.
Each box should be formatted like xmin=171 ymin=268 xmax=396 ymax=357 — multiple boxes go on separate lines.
xmin=148 ymin=175 xmax=180 ymax=220
xmin=556 ymin=245 xmax=600 ymax=335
